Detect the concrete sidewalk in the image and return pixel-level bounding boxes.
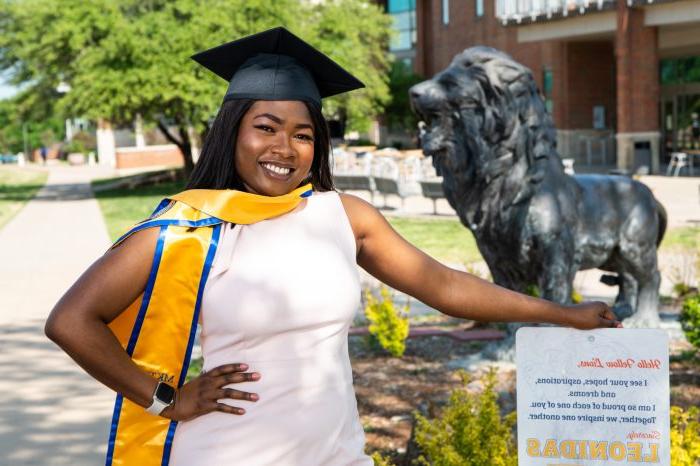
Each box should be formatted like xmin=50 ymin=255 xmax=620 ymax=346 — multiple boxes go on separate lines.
xmin=0 ymin=165 xmax=114 ymax=465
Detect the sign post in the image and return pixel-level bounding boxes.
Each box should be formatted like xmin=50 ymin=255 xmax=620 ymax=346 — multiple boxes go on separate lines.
xmin=516 ymin=328 xmax=670 ymax=465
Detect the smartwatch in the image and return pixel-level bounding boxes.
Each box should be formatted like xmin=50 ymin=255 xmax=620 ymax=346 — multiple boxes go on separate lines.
xmin=146 ymin=381 xmax=176 ymax=416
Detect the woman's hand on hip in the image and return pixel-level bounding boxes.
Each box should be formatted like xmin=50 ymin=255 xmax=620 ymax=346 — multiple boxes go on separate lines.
xmin=161 ymin=363 xmax=260 ymax=421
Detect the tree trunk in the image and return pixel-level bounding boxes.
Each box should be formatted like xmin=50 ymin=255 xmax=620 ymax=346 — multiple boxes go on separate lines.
xmin=156 ymin=118 xmax=194 ymax=177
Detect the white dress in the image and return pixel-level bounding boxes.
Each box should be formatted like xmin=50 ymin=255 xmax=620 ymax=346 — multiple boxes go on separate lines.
xmin=170 ymin=191 xmax=372 ymax=466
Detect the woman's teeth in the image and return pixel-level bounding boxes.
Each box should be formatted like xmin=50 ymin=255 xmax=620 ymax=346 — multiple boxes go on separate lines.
xmin=262 ymin=163 xmax=291 ymax=175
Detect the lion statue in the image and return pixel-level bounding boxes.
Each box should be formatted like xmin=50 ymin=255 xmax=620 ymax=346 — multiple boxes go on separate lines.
xmin=409 ymin=46 xmax=666 ymax=335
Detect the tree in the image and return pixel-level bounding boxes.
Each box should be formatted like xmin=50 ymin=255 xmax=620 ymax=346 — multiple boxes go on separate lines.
xmin=301 ymin=0 xmax=393 ymax=133
xmin=0 ymin=98 xmax=64 ymax=154
xmin=0 ymin=0 xmax=392 ymax=173
xmin=384 ymin=59 xmax=423 ymax=133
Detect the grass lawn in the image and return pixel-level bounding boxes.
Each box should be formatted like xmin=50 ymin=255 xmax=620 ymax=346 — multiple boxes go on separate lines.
xmin=386 ymin=216 xmax=482 ymax=264
xmin=660 ymin=226 xmax=700 ymax=252
xmin=91 ymin=174 xmax=699 ymax=265
xmin=93 ymin=179 xmax=186 ymax=241
xmin=0 ymin=166 xmax=48 ymax=229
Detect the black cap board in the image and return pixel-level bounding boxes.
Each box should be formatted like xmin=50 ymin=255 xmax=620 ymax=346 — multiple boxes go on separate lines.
xmin=191 ymin=27 xmax=365 ymax=107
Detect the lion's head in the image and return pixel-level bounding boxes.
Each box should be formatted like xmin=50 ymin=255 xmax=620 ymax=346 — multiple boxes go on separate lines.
xmin=409 ymin=47 xmax=561 ymax=227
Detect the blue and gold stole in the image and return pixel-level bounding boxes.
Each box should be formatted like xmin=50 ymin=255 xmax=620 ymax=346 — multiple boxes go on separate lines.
xmin=105 ymin=184 xmax=312 ymax=466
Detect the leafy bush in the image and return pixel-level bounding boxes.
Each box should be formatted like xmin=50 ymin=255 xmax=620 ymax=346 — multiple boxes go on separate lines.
xmin=671 ymin=405 xmax=700 ymax=466
xmin=414 ymin=369 xmax=517 ymax=466
xmin=680 ymin=294 xmax=700 ymax=349
xmin=64 ymin=130 xmax=96 ymax=154
xmin=371 ymin=452 xmax=392 ymax=466
xmin=364 ymin=286 xmax=410 ymax=357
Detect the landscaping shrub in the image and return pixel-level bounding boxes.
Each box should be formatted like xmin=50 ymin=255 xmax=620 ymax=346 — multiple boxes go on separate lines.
xmin=413 ymin=369 xmax=517 ymax=466
xmin=364 ymin=286 xmax=410 ymax=357
xmin=671 ymin=405 xmax=700 ymax=466
xmin=370 ymin=452 xmax=392 ymax=466
xmin=680 ymin=294 xmax=700 ymax=349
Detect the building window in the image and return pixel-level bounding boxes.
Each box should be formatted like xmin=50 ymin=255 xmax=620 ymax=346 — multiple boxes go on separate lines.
xmin=476 ymin=0 xmax=484 ymax=17
xmin=388 ymin=0 xmax=416 ymax=52
xmin=660 ymin=56 xmax=700 ymax=85
xmin=442 ymin=0 xmax=449 ymax=25
xmin=543 ymin=68 xmax=553 ymax=115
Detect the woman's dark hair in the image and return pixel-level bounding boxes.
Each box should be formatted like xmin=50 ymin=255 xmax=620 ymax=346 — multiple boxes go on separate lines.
xmin=186 ymin=99 xmax=334 ymax=192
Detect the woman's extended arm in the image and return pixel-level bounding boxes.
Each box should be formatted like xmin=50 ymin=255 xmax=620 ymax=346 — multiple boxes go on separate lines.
xmin=340 ymin=194 xmax=619 ymax=329
xmin=44 ymin=228 xmax=259 ymax=420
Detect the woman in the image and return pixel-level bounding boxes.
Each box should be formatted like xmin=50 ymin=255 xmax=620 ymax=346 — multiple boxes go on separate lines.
xmin=45 ymin=28 xmax=618 ymax=466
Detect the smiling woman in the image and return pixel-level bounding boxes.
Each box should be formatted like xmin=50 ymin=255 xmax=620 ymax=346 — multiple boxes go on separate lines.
xmin=186 ymin=99 xmax=333 ymax=197
xmin=44 ymin=26 xmax=620 ymax=466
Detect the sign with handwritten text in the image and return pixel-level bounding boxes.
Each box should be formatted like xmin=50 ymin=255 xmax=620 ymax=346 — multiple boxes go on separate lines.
xmin=516 ymin=328 xmax=669 ymax=465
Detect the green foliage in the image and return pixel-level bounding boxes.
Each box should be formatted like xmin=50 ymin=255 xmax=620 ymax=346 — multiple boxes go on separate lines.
xmin=414 ymin=369 xmax=517 ymax=466
xmin=64 ymin=130 xmax=96 ymax=154
xmin=0 ymin=0 xmax=392 ymax=164
xmin=671 ymin=405 xmax=700 ymax=466
xmin=371 ymin=452 xmax=392 ymax=466
xmin=0 ymin=99 xmax=64 ymax=154
xmin=674 ymin=283 xmax=695 ymax=298
xmin=300 ymin=0 xmax=392 ymax=132
xmin=680 ymin=294 xmax=700 ymax=349
xmin=384 ymin=59 xmax=423 ymax=132
xmin=525 ymin=284 xmax=540 ymax=298
xmin=364 ymin=286 xmax=409 ymax=357
xmin=185 ymin=356 xmax=203 ymax=383
xmin=570 ymin=289 xmax=583 ymax=304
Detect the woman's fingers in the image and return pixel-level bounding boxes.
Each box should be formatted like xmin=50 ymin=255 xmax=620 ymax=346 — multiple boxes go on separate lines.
xmin=205 ymin=401 xmax=246 ymax=415
xmin=206 ymin=363 xmax=249 ymax=377
xmin=212 ymin=388 xmax=259 ymax=402
xmin=599 ymin=304 xmax=621 ymax=328
xmin=214 ymin=371 xmax=261 ymax=387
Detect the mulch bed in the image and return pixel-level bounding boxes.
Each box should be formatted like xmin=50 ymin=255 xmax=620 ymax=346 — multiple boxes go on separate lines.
xmin=350 ymin=325 xmax=700 ymax=464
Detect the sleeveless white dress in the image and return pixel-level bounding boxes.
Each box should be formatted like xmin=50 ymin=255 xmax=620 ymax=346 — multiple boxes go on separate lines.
xmin=170 ymin=191 xmax=372 ymax=466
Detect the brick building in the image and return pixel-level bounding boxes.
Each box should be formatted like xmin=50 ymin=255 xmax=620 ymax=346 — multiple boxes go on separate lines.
xmin=383 ymin=0 xmax=700 ymax=173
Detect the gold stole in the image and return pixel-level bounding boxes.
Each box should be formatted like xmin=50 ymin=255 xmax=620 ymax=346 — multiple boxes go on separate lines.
xmin=105 ymin=184 xmax=312 ymax=465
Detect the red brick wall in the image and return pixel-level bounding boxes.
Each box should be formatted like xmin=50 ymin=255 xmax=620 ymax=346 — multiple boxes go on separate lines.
xmin=565 ymin=41 xmax=616 ymax=129
xmin=416 ymin=0 xmax=544 ymax=86
xmin=115 ymin=145 xmax=184 ymax=169
xmin=415 ymin=1 xmax=625 ymax=131
xmin=615 ymin=3 xmax=659 ymax=133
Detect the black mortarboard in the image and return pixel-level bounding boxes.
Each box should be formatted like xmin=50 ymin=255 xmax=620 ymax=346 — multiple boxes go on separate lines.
xmin=191 ymin=27 xmax=365 ymax=108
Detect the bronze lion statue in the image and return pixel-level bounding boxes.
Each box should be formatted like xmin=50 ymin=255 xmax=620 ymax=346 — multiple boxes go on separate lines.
xmin=409 ymin=46 xmax=666 ymax=331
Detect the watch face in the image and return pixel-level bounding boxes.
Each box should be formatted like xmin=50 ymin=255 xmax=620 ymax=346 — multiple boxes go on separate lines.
xmin=155 ymin=382 xmax=176 ymax=404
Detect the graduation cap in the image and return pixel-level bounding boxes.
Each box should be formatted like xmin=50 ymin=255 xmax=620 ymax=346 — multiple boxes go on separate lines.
xmin=191 ymin=27 xmax=365 ymax=108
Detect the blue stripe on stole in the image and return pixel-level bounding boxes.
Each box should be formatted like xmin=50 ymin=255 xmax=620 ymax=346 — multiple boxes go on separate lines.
xmin=150 ymin=199 xmax=173 ymax=218
xmin=114 ymin=217 xmax=222 ymax=247
xmin=160 ymin=223 xmax=222 ymax=466
xmin=105 ymin=225 xmax=168 ymax=466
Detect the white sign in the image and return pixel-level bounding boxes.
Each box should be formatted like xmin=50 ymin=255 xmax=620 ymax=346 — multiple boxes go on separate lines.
xmin=516 ymin=327 xmax=670 ymax=465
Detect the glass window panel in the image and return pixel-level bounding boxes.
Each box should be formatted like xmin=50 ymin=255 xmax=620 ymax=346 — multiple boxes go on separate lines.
xmin=543 ymin=69 xmax=553 ymax=95
xmin=660 ymin=56 xmax=700 ymax=85
xmin=388 ymin=0 xmax=415 ymax=13
xmin=442 ymin=0 xmax=449 ymax=24
xmin=476 ymin=0 xmax=484 ymax=16
xmin=393 ymin=11 xmax=411 ymax=30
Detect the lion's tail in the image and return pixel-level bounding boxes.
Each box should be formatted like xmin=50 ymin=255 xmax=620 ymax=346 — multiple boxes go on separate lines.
xmin=655 ymin=199 xmax=667 ymax=248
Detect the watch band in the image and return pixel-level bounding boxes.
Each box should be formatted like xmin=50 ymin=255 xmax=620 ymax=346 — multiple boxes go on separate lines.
xmin=146 ymin=381 xmax=175 ymax=416
xmin=145 ymin=396 xmax=170 ymax=415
